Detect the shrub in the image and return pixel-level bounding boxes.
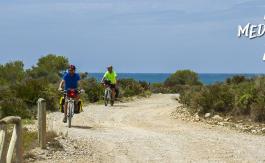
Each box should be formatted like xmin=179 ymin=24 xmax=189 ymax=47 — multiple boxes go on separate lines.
xmin=28 ymin=54 xmax=69 ymax=83
xmin=0 ymin=54 xmax=69 ymax=118
xmin=0 ymin=61 xmax=25 ymax=85
xmin=179 ymin=85 xmax=202 ymax=107
xmin=139 ymin=81 xmax=150 ymax=91
xmin=80 ymin=77 xmax=151 ymax=102
xmin=0 ymin=98 xmax=31 ymax=119
xmin=180 ymin=83 xmax=235 ymax=115
xmin=164 ymin=70 xmax=202 ymax=87
xmin=249 ymin=77 xmax=265 ymax=122
xmin=150 ymin=83 xmax=170 ymax=93
xmin=226 ymin=75 xmax=249 ymax=85
xmin=179 ymin=76 xmax=265 ymax=122
xmin=119 ymin=78 xmax=145 ymax=97
xmin=200 ymin=84 xmax=234 ymax=114
xmin=250 ymin=98 xmax=265 ymax=122
xmin=80 ymin=77 xmax=104 ymax=103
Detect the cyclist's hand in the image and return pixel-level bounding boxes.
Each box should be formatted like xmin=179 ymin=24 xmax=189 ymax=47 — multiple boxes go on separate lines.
xmin=58 ymin=88 xmax=63 ymax=91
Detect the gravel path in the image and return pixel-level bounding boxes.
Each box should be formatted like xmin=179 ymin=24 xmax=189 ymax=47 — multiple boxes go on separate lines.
xmin=36 ymin=94 xmax=265 ymax=163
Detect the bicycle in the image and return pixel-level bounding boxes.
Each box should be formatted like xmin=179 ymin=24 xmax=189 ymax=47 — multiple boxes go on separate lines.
xmin=102 ymin=80 xmax=115 ymax=106
xmin=60 ymin=89 xmax=84 ymax=128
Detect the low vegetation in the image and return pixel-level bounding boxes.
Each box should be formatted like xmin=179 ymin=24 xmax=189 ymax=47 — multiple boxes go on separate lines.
xmin=150 ymin=70 xmax=201 ymax=93
xmin=149 ymin=70 xmax=265 ymax=123
xmin=0 ymin=55 xmax=68 ymax=119
xmin=0 ymin=54 xmax=151 ymax=119
xmin=164 ymin=70 xmax=202 ymax=86
xmin=178 ymin=75 xmax=265 ymax=122
xmin=1 ymin=55 xmax=264 ymax=123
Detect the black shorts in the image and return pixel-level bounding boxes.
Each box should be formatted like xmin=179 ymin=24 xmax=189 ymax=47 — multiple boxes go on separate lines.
xmin=104 ymin=80 xmax=116 ymax=89
xmin=109 ymin=84 xmax=116 ymax=89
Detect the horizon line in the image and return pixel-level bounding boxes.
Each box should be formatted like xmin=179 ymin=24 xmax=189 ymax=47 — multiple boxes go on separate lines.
xmin=87 ymin=72 xmax=265 ymax=74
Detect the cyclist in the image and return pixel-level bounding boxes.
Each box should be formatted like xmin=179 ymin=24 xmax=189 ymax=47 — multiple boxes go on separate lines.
xmin=58 ymin=65 xmax=80 ymax=123
xmin=101 ymin=65 xmax=118 ymax=100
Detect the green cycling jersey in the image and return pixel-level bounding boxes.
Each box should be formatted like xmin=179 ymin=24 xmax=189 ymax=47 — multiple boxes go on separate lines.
xmin=103 ymin=71 xmax=117 ymax=84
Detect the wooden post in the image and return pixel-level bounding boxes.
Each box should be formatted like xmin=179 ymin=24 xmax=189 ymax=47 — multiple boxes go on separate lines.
xmin=0 ymin=116 xmax=23 ymax=163
xmin=7 ymin=125 xmax=17 ymax=163
xmin=37 ymin=98 xmax=46 ymax=149
xmin=0 ymin=125 xmax=8 ymax=162
xmin=15 ymin=120 xmax=22 ymax=163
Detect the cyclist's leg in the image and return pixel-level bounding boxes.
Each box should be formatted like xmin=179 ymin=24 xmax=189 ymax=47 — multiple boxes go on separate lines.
xmin=64 ymin=102 xmax=68 ymax=115
xmin=111 ymin=84 xmax=116 ymax=100
xmin=63 ymin=101 xmax=68 ymax=122
xmin=115 ymin=85 xmax=119 ymax=98
xmin=74 ymin=96 xmax=80 ymax=112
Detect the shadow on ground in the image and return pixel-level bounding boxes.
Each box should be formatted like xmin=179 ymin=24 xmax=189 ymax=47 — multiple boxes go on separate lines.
xmin=111 ymin=104 xmax=129 ymax=108
xmin=71 ymin=125 xmax=93 ymax=130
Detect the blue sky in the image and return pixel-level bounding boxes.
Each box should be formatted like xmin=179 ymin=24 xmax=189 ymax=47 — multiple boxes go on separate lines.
xmin=0 ymin=0 xmax=264 ymax=73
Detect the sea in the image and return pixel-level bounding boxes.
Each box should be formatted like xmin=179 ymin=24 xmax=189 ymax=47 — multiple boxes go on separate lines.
xmin=89 ymin=73 xmax=263 ymax=85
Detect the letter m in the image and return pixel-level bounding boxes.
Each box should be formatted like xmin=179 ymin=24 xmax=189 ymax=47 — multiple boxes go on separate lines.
xmin=238 ymin=23 xmax=250 ymax=37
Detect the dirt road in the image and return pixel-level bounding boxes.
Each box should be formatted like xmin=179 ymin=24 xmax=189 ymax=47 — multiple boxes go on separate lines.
xmin=45 ymin=94 xmax=265 ymax=163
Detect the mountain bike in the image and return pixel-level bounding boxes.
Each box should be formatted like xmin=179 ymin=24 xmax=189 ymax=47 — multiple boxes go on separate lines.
xmin=102 ymin=80 xmax=114 ymax=106
xmin=61 ymin=89 xmax=84 ymax=128
xmin=104 ymin=85 xmax=114 ymax=106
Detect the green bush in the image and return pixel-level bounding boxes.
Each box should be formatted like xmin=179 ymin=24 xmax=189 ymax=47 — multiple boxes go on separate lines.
xmin=164 ymin=70 xmax=202 ymax=87
xmin=150 ymin=83 xmax=170 ymax=93
xmin=180 ymin=84 xmax=235 ymax=115
xmin=0 ymin=98 xmax=31 ymax=119
xmin=0 ymin=54 xmax=156 ymax=119
xmin=0 ymin=54 xmax=69 ymax=119
xmin=80 ymin=77 xmax=104 ymax=103
xmin=179 ymin=76 xmax=265 ymax=122
xmin=28 ymin=54 xmax=69 ymax=83
xmin=179 ymin=85 xmax=202 ymax=107
xmin=0 ymin=61 xmax=25 ymax=85
xmin=138 ymin=81 xmax=150 ymax=90
xmin=226 ymin=75 xmax=249 ymax=85
xmin=198 ymin=84 xmax=235 ymax=114
xmin=249 ymin=77 xmax=265 ymax=121
xmin=119 ymin=78 xmax=146 ymax=97
xmin=80 ymin=77 xmax=151 ymax=102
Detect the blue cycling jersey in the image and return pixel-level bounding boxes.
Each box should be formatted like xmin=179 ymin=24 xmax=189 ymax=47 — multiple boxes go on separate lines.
xmin=63 ymin=73 xmax=80 ymax=90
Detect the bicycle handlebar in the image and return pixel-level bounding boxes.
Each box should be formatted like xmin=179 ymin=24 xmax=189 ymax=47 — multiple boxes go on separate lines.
xmin=59 ymin=89 xmax=85 ymax=94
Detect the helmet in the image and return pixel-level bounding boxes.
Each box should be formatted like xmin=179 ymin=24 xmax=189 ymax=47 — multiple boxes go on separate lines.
xmin=107 ymin=65 xmax=113 ymax=69
xmin=69 ymin=64 xmax=76 ymax=70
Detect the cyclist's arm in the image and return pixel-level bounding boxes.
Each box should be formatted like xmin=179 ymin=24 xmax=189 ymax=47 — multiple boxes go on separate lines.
xmin=101 ymin=77 xmax=106 ymax=83
xmin=77 ymin=73 xmax=81 ymax=89
xmin=115 ymin=72 xmax=118 ymax=84
xmin=77 ymin=80 xmax=81 ymax=89
xmin=101 ymin=72 xmax=107 ymax=83
xmin=59 ymin=80 xmax=65 ymax=90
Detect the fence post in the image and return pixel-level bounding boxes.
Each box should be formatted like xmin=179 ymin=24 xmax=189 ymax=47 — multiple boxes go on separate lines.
xmin=0 ymin=125 xmax=8 ymax=162
xmin=0 ymin=116 xmax=23 ymax=163
xmin=7 ymin=123 xmax=22 ymax=163
xmin=37 ymin=98 xmax=46 ymax=149
xmin=15 ymin=120 xmax=22 ymax=163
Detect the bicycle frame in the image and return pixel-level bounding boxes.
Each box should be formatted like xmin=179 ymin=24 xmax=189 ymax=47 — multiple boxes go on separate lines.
xmin=104 ymin=85 xmax=114 ymax=106
xmin=66 ymin=97 xmax=75 ymax=128
xmin=61 ymin=89 xmax=84 ymax=128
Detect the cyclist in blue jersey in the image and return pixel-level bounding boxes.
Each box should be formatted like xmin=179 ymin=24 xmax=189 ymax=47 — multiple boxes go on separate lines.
xmin=58 ymin=65 xmax=80 ymax=123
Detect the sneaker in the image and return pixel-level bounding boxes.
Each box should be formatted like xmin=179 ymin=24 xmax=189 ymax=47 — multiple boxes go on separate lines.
xmin=62 ymin=117 xmax=67 ymax=123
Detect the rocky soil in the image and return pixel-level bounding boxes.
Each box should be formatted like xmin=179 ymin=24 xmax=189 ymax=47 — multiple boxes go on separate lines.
xmin=25 ymin=94 xmax=265 ymax=163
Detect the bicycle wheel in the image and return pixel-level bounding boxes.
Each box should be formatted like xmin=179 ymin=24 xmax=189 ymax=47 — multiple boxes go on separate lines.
xmin=68 ymin=103 xmax=73 ymax=128
xmin=104 ymin=89 xmax=108 ymax=106
xmin=110 ymin=89 xmax=114 ymax=106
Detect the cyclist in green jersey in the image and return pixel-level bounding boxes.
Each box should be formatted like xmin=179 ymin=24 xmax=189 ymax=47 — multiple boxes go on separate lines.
xmin=101 ymin=66 xmax=118 ymax=100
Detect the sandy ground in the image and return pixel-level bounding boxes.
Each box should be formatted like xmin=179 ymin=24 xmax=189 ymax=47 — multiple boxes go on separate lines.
xmin=40 ymin=94 xmax=265 ymax=163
